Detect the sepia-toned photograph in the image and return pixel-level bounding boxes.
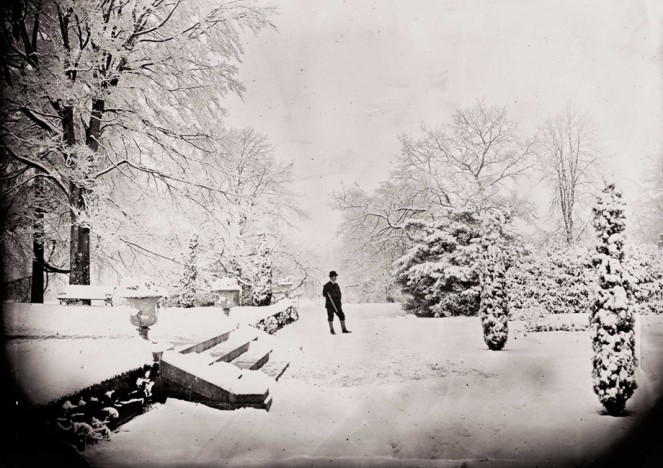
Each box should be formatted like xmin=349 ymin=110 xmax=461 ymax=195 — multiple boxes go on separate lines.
xmin=1 ymin=0 xmax=662 ymax=467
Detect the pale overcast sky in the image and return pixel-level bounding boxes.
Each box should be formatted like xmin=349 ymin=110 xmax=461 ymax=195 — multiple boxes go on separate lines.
xmin=224 ymin=0 xmax=663 ymax=246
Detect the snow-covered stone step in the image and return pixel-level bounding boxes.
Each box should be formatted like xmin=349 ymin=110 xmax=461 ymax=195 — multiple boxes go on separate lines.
xmin=161 ymin=351 xmax=270 ymax=404
xmin=231 ymin=338 xmax=273 ymax=370
xmin=259 ymin=350 xmax=290 ymax=381
xmin=203 ymin=326 xmax=260 ymax=364
xmin=263 ymin=395 xmax=273 ymax=412
xmin=226 ymin=368 xmax=272 ymax=401
xmin=169 ymin=324 xmax=237 ymax=355
xmin=162 ymin=351 xmax=240 ymax=384
xmin=161 ymin=351 xmax=236 ymax=403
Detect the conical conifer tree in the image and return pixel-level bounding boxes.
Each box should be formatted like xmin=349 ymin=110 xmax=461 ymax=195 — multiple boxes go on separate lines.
xmin=252 ymin=233 xmax=273 ymax=306
xmin=180 ymin=233 xmax=199 ymax=308
xmin=479 ymin=208 xmax=515 ymax=350
xmin=590 ymin=182 xmax=637 ymax=415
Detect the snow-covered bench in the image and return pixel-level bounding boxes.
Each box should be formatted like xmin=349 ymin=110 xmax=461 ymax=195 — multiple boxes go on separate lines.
xmin=58 ymin=285 xmax=116 ymax=306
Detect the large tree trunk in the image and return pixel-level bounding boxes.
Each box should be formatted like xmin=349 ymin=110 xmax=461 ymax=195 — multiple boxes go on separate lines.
xmin=69 ymin=183 xmax=90 ymax=286
xmin=30 ymin=177 xmax=45 ymax=303
xmin=86 ymin=99 xmax=104 ymax=151
xmin=63 ymin=99 xmax=104 ymax=298
xmin=63 ymin=104 xmax=91 ymax=304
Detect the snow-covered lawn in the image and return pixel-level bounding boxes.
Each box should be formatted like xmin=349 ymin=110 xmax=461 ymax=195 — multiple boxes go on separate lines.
xmin=4 ymin=301 xmax=663 ymax=467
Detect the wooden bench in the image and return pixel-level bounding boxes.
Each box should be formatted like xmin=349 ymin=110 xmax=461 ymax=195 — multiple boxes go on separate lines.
xmin=58 ymin=285 xmax=116 ymax=306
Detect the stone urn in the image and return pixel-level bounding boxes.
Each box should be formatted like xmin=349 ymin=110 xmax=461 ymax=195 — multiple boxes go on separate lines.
xmin=210 ymin=277 xmax=242 ymax=308
xmin=121 ymin=287 xmax=166 ymax=340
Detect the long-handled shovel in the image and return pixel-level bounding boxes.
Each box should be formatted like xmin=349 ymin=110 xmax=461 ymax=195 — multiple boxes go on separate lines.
xmin=327 ymin=291 xmax=340 ymax=314
xmin=327 ymin=291 xmax=351 ymax=333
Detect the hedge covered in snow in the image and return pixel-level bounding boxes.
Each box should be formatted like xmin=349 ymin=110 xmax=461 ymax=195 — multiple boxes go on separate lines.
xmin=508 ymin=244 xmax=663 ymax=319
xmin=507 ymin=247 xmax=594 ymax=317
xmin=43 ymin=364 xmax=161 ymax=451
xmin=625 ymin=245 xmax=663 ymax=315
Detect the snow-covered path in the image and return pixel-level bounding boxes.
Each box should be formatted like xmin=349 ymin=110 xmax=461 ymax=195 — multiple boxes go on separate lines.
xmin=80 ymin=302 xmax=663 ymax=468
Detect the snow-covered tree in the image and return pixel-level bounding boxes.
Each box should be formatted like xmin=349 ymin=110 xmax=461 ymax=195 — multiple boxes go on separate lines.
xmin=333 ymin=102 xmax=535 ymax=304
xmin=536 ymin=106 xmax=600 ymax=247
xmin=189 ymin=128 xmax=306 ymax=298
xmin=331 ymin=182 xmax=412 ymax=303
xmin=252 ymin=234 xmax=273 ymax=306
xmin=632 ymin=154 xmax=663 ymax=243
xmin=479 ymin=208 xmax=518 ymax=350
xmin=590 ymin=182 xmax=637 ymax=415
xmin=271 ymin=235 xmax=324 ymax=300
xmin=394 ymin=207 xmax=482 ymax=317
xmin=1 ymin=0 xmax=275 ymax=296
xmin=180 ymin=233 xmax=199 ymax=308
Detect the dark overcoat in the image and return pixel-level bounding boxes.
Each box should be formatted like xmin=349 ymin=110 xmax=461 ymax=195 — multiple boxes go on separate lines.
xmin=322 ymin=281 xmax=342 ymax=311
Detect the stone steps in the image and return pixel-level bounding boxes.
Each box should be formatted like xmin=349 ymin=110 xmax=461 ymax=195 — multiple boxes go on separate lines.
xmin=159 ymin=324 xmax=291 ymax=411
xmin=232 ymin=339 xmax=273 ymax=370
xmin=169 ymin=324 xmax=237 ymax=354
xmin=203 ymin=326 xmax=260 ymax=363
xmin=161 ymin=350 xmax=271 ymax=408
xmin=259 ymin=349 xmax=291 ymax=381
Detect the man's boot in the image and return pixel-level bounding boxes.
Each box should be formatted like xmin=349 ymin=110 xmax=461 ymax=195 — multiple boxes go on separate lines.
xmin=341 ymin=320 xmax=352 ymax=333
xmin=328 ymin=321 xmax=336 ymax=335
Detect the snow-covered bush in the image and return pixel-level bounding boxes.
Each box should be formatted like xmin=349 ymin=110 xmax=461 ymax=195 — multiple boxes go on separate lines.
xmin=479 ymin=208 xmax=517 ymax=350
xmin=508 ymin=247 xmax=594 ymax=316
xmin=179 ymin=233 xmax=199 ymax=308
xmin=194 ymin=289 xmax=217 ymax=307
xmin=626 ymin=245 xmax=663 ymax=314
xmin=509 ymin=243 xmax=661 ymax=320
xmin=285 ymin=305 xmax=299 ymax=322
xmin=52 ymin=365 xmax=159 ymax=450
xmin=276 ymin=310 xmax=287 ymax=326
xmin=260 ymin=315 xmax=279 ymax=334
xmin=394 ymin=208 xmax=482 ymax=317
xmin=528 ymin=320 xmax=588 ymax=333
xmin=590 ymin=182 xmax=637 ymax=415
xmin=510 ymin=304 xmax=548 ymax=327
xmin=251 ymin=302 xmax=299 ymax=334
xmin=252 ymin=234 xmax=273 ymax=306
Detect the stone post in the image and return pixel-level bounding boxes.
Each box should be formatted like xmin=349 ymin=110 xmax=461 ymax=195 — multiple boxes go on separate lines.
xmin=219 ymin=297 xmax=230 ymax=316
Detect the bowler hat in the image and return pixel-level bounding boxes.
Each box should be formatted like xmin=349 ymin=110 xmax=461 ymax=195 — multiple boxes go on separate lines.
xmin=329 ymin=271 xmax=338 ymax=278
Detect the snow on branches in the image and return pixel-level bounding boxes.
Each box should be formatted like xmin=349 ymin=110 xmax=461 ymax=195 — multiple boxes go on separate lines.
xmin=590 ymin=182 xmax=637 ymax=415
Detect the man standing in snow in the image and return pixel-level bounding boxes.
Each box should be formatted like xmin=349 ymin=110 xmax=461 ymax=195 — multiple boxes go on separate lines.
xmin=322 ymin=271 xmax=351 ymax=335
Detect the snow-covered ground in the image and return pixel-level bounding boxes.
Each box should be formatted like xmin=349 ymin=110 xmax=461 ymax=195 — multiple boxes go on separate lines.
xmin=4 ymin=300 xmax=663 ymax=467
